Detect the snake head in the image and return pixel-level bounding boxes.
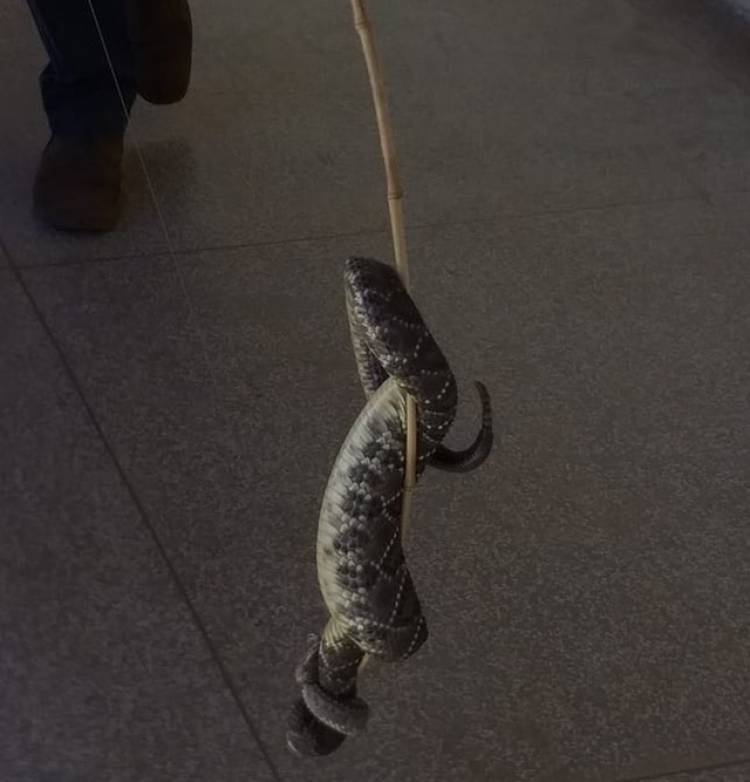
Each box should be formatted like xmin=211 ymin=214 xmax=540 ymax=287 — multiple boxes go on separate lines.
xmin=344 ymin=257 xmax=408 ymax=332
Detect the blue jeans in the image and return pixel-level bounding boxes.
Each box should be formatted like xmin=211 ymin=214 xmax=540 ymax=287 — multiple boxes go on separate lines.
xmin=27 ymin=0 xmax=136 ymax=136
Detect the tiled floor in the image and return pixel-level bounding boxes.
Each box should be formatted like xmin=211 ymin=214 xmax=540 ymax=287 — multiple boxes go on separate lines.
xmin=2 ymin=1 xmax=750 ymax=781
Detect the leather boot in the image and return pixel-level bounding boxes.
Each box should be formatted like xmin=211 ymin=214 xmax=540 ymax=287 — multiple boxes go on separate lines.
xmin=125 ymin=0 xmax=193 ymax=105
xmin=33 ymin=134 xmax=123 ymax=233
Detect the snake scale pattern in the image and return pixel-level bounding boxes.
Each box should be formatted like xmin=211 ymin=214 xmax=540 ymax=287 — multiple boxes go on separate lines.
xmin=287 ymin=257 xmax=493 ymax=756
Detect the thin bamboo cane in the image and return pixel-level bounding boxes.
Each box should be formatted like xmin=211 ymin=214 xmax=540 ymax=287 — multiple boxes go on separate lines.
xmin=350 ymin=0 xmax=418 ymax=536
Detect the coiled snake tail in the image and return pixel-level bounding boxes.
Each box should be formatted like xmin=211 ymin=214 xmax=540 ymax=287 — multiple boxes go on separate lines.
xmin=287 ymin=258 xmax=493 ymax=756
xmin=430 ymin=381 xmax=493 ymax=473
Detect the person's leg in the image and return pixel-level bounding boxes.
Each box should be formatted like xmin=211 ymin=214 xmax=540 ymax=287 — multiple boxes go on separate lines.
xmin=26 ymin=0 xmax=193 ymax=232
xmin=28 ymin=0 xmax=135 ymax=138
xmin=27 ymin=0 xmax=134 ymax=231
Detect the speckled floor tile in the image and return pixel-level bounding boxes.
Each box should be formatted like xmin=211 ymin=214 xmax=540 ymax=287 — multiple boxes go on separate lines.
xmin=625 ymin=4 xmax=750 ymax=195
xmin=5 ymin=0 xmax=750 ymax=779
xmin=21 ymin=193 xmax=750 ymax=780
xmin=122 ymin=0 xmax=704 ymax=252
xmin=625 ymin=761 xmax=750 ymax=782
xmin=0 ymin=271 xmax=275 ymax=781
xmin=5 ymin=0 xmax=739 ymax=264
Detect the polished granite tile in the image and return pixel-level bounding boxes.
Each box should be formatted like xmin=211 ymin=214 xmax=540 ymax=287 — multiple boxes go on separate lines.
xmin=628 ymin=0 xmax=750 ymax=92
xmin=21 ymin=194 xmax=750 ymax=780
xmin=633 ymin=83 xmax=750 ymax=195
xmin=122 ymin=0 xmax=706 ymax=253
xmin=5 ymin=0 xmax=735 ymax=266
xmin=615 ymin=760 xmax=750 ymax=782
xmin=626 ymin=1 xmax=750 ymax=195
xmin=0 ymin=272 xmax=275 ymax=781
xmin=644 ymin=764 xmax=750 ymax=782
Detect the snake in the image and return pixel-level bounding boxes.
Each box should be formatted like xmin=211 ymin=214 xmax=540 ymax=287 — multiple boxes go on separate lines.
xmin=287 ymin=257 xmax=493 ymax=757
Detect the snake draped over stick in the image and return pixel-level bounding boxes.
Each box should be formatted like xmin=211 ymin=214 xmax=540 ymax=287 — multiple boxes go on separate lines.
xmin=287 ymin=256 xmax=493 ymax=757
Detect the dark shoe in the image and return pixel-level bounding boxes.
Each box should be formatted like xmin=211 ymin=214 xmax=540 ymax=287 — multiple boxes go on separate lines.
xmin=33 ymin=134 xmax=123 ymax=233
xmin=125 ymin=0 xmax=192 ymax=105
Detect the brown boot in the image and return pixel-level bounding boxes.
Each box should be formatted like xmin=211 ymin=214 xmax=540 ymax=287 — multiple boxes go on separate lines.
xmin=125 ymin=0 xmax=193 ymax=105
xmin=33 ymin=134 xmax=123 ymax=233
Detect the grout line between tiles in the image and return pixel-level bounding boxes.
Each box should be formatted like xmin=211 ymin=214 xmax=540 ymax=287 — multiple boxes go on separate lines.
xmin=18 ymin=191 xmax=710 ymax=271
xmin=0 ymin=234 xmax=285 ymax=782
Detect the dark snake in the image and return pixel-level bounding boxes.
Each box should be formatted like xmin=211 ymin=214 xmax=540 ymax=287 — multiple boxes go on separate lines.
xmin=287 ymin=257 xmax=493 ymax=756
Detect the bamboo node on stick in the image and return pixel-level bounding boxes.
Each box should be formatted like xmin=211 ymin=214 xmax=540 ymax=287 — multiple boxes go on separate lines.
xmin=350 ymin=0 xmax=417 ymax=534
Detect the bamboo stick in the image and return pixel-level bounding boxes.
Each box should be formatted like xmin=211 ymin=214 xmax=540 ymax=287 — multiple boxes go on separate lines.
xmin=350 ymin=0 xmax=418 ymax=535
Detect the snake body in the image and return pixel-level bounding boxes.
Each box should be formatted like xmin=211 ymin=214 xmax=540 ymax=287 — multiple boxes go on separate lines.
xmin=287 ymin=258 xmax=493 ymax=756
